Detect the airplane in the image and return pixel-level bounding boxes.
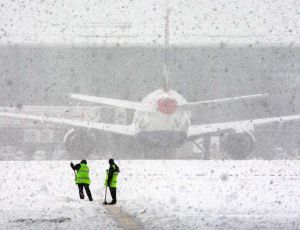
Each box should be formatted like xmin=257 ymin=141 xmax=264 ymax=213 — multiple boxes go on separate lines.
xmin=1 ymin=5 xmax=299 ymax=159
xmin=0 ymin=75 xmax=300 ymax=159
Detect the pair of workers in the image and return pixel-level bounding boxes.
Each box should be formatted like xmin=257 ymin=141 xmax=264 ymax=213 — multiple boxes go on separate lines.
xmin=70 ymin=158 xmax=119 ymax=205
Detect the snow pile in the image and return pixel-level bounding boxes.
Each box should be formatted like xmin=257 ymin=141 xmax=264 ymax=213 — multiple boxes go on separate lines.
xmin=0 ymin=160 xmax=300 ymax=229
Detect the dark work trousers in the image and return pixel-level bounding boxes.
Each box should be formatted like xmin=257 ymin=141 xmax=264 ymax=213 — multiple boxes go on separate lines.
xmin=78 ymin=184 xmax=93 ymax=201
xmin=109 ymin=187 xmax=117 ymax=202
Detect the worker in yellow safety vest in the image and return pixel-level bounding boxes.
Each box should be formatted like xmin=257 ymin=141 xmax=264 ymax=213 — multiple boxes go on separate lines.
xmin=104 ymin=159 xmax=120 ymax=205
xmin=70 ymin=159 xmax=93 ymax=201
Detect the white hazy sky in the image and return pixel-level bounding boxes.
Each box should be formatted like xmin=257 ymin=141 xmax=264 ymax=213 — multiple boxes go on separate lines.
xmin=0 ymin=0 xmax=299 ymax=45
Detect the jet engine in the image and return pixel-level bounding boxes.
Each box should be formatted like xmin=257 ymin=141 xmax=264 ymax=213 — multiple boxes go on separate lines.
xmin=63 ymin=128 xmax=96 ymax=156
xmin=220 ymin=130 xmax=255 ymax=159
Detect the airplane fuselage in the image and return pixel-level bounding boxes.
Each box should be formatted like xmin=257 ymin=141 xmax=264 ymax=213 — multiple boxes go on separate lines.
xmin=133 ymin=89 xmax=191 ymax=147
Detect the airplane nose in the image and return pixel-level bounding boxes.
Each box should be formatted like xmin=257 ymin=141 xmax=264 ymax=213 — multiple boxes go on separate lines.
xmin=157 ymin=98 xmax=177 ymax=115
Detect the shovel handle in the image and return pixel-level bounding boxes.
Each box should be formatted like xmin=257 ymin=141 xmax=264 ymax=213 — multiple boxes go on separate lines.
xmin=104 ymin=186 xmax=108 ymax=203
xmin=73 ymin=169 xmax=76 ymax=180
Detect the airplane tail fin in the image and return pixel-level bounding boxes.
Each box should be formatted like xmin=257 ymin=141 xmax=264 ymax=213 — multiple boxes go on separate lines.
xmin=163 ymin=64 xmax=169 ymax=92
xmin=163 ymin=3 xmax=170 ymax=92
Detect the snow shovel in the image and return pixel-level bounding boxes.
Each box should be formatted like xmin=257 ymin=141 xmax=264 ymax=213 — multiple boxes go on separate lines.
xmin=70 ymin=162 xmax=76 ymax=180
xmin=103 ymin=186 xmax=108 ymax=205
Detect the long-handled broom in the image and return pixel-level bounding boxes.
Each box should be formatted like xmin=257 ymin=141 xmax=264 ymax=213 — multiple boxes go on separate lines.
xmin=103 ymin=186 xmax=108 ymax=205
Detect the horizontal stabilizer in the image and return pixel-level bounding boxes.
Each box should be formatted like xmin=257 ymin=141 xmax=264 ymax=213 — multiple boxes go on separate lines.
xmin=70 ymin=94 xmax=155 ymax=112
xmin=178 ymin=93 xmax=268 ymax=111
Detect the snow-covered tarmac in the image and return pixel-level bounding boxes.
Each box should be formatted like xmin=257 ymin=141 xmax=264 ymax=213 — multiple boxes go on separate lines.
xmin=1 ymin=160 xmax=300 ymax=230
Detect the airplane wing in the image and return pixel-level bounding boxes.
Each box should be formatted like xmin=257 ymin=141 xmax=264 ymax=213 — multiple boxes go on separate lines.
xmin=178 ymin=93 xmax=268 ymax=111
xmin=70 ymin=93 xmax=156 ymax=112
xmin=188 ymin=114 xmax=300 ymax=137
xmin=0 ymin=112 xmax=136 ymax=136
